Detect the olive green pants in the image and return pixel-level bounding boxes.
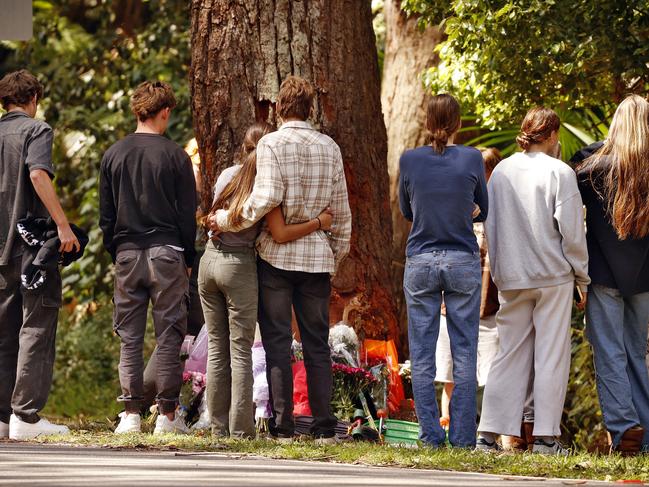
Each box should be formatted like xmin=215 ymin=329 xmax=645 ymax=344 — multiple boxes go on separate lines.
xmin=198 ymin=241 xmax=257 ymax=438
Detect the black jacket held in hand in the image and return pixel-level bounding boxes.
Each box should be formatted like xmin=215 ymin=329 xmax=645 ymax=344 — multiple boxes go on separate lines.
xmin=17 ymin=216 xmax=89 ymax=290
xmin=571 ymin=143 xmax=649 ymax=297
xmin=99 ymin=133 xmax=197 ymax=266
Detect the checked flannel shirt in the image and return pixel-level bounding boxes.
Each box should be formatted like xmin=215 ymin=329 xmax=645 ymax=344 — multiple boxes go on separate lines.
xmin=214 ymin=121 xmax=352 ymax=274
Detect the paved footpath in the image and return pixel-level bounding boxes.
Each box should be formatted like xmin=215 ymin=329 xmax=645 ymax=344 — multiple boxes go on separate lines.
xmin=0 ymin=443 xmax=611 ymax=487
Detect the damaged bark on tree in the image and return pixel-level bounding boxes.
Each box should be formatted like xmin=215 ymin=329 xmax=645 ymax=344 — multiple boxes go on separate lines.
xmin=190 ymin=0 xmax=400 ymax=345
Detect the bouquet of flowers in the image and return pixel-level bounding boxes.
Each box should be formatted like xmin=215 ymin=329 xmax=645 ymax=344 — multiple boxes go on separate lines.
xmin=331 ymin=363 xmax=377 ymax=422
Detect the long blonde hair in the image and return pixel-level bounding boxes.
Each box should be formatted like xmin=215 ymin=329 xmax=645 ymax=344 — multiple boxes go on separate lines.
xmin=579 ymin=95 xmax=649 ymax=239
xmin=209 ymin=122 xmax=273 ymax=228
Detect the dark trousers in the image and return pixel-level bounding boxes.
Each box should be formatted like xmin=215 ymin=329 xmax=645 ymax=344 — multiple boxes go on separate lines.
xmin=0 ymin=253 xmax=61 ymax=423
xmin=257 ymin=259 xmax=337 ymax=437
xmin=142 ymin=251 xmax=204 ymax=411
xmin=113 ymin=246 xmax=188 ymax=415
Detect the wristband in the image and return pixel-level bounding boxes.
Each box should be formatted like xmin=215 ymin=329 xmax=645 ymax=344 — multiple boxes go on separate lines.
xmin=316 ymin=216 xmax=322 ymax=229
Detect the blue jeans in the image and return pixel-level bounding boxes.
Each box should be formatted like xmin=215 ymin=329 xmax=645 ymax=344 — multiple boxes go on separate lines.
xmin=586 ymin=284 xmax=649 ymax=447
xmin=404 ymin=250 xmax=481 ymax=447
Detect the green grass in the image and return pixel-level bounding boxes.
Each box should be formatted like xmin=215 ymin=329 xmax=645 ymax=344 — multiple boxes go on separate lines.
xmin=31 ymin=424 xmax=649 ymax=483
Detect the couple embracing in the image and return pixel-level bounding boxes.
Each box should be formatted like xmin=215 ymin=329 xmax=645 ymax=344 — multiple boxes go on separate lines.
xmin=201 ymin=76 xmax=352 ymax=441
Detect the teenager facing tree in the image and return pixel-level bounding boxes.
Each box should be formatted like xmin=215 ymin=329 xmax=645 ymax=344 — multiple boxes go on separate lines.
xmin=477 ymin=107 xmax=589 ymax=455
xmin=576 ymin=95 xmax=649 ymax=456
xmin=99 ymin=81 xmax=197 ymax=435
xmin=0 ymin=70 xmax=80 ymax=440
xmin=399 ymin=94 xmax=488 ymax=448
xmin=200 ymin=122 xmax=335 ymax=439
xmin=210 ymin=76 xmax=352 ymax=442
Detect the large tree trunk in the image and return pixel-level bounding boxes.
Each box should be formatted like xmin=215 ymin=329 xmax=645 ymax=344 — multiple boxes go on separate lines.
xmin=381 ymin=1 xmax=441 ymax=350
xmin=190 ymin=0 xmax=399 ymax=345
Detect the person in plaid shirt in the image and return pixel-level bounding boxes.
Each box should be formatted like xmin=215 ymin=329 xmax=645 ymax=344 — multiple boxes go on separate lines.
xmin=211 ymin=76 xmax=352 ymax=442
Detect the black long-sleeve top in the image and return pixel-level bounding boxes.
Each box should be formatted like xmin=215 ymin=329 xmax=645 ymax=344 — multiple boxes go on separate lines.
xmin=99 ymin=133 xmax=197 ymax=266
xmin=571 ymin=143 xmax=649 ymax=297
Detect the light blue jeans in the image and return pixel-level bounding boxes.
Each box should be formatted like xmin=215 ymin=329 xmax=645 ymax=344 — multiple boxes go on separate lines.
xmin=586 ymin=284 xmax=649 ymax=447
xmin=404 ymin=250 xmax=481 ymax=447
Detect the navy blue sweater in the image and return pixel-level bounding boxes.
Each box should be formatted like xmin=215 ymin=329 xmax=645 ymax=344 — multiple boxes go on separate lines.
xmin=399 ymin=145 xmax=488 ymax=257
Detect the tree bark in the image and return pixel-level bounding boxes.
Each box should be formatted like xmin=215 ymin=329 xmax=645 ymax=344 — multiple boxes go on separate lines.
xmin=190 ymin=0 xmax=400 ymax=345
xmin=381 ymin=0 xmax=441 ymax=349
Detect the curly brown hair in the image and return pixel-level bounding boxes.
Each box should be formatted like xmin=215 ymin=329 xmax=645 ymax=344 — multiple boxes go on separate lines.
xmin=130 ymin=81 xmax=177 ymax=121
xmin=0 ymin=70 xmax=43 ymax=109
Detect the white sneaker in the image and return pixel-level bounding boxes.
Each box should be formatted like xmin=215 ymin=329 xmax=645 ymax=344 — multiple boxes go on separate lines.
xmin=532 ymin=438 xmax=570 ymax=456
xmin=154 ymin=413 xmax=189 ymax=435
xmin=114 ymin=412 xmax=141 ymax=434
xmin=9 ymin=414 xmax=70 ymax=440
xmin=0 ymin=420 xmax=8 ymax=439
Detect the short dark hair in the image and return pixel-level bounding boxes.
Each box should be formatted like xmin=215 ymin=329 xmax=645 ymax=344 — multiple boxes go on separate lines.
xmin=0 ymin=70 xmax=43 ymax=109
xmin=277 ymin=76 xmax=315 ymax=121
xmin=130 ymin=81 xmax=177 ymax=121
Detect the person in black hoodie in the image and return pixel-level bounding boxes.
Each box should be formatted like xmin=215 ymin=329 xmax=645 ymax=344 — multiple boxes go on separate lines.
xmin=100 ymin=81 xmax=196 ymax=435
xmin=574 ymin=95 xmax=649 ymax=456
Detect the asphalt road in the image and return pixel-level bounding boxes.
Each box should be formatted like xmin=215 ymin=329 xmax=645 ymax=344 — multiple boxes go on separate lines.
xmin=0 ymin=443 xmax=611 ymax=487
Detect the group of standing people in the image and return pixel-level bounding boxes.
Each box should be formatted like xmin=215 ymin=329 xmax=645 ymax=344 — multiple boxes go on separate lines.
xmin=401 ymin=93 xmax=649 ymax=456
xmin=0 ymin=69 xmax=353 ymax=442
xmin=2 ymin=67 xmax=649 ymax=457
xmin=99 ymin=75 xmax=352 ymax=442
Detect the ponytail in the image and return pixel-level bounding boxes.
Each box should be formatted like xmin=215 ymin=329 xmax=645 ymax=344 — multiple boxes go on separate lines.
xmin=426 ymin=94 xmax=461 ymax=154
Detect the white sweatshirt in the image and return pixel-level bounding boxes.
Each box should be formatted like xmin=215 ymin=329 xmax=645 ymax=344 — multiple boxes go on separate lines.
xmin=485 ymin=151 xmax=590 ymax=292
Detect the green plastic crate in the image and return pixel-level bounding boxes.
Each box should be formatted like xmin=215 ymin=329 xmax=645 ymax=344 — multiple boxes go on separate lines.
xmin=383 ymin=419 xmax=420 ymax=446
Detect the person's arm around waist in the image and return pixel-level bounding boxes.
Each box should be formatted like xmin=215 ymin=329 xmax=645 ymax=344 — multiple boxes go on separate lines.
xmin=265 ymin=206 xmax=333 ymax=244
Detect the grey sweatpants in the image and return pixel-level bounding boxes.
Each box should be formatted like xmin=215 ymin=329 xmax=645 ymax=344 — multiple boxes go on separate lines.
xmin=478 ymin=281 xmax=573 ymax=437
xmin=113 ymin=246 xmax=188 ymax=414
xmin=0 ymin=253 xmax=61 ymax=423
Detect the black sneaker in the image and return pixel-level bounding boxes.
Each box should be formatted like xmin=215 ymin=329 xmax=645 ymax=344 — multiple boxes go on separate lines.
xmin=475 ymin=436 xmax=501 ymax=452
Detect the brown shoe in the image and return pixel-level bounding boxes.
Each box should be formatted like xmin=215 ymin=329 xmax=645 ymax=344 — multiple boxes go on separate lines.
xmin=611 ymin=426 xmax=644 ymax=457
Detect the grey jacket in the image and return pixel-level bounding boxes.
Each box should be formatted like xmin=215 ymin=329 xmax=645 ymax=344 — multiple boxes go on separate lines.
xmin=0 ymin=111 xmax=55 ymax=266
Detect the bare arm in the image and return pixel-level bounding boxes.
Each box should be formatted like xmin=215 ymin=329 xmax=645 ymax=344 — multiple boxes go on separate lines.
xmin=265 ymin=206 xmax=333 ymax=244
xmin=30 ymin=169 xmax=80 ymax=253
